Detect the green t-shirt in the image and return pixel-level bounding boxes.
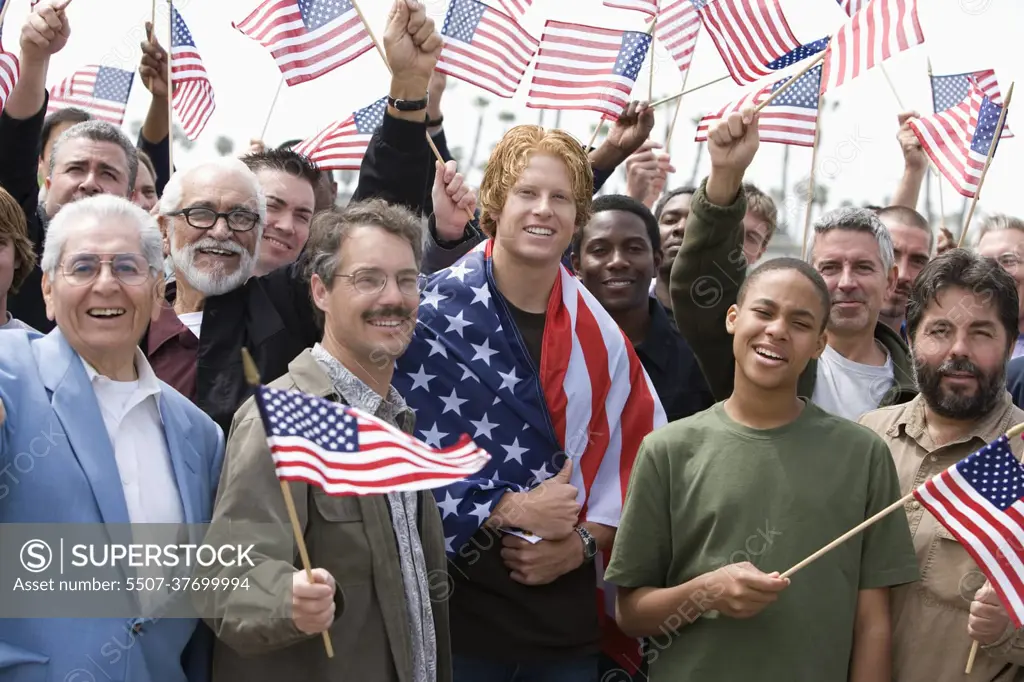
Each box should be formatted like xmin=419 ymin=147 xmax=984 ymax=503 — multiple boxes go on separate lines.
xmin=604 ymin=400 xmax=920 ymax=681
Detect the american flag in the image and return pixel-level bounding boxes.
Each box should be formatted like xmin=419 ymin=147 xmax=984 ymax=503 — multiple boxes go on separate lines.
xmin=46 ymin=65 xmax=134 ymax=125
xmin=171 ymin=7 xmax=215 ymax=140
xmin=0 ymin=0 xmax=17 ymax=112
xmin=603 ymin=0 xmax=658 ymax=17
xmin=292 ymin=96 xmax=386 ymax=170
xmin=392 ymin=240 xmax=666 ymax=672
xmin=908 ymin=79 xmax=1006 ymax=199
xmin=437 ymin=0 xmax=539 ymax=99
xmin=654 ymin=0 xmax=701 ymax=78
xmin=932 ymin=69 xmax=1012 ymax=139
xmin=820 ymin=0 xmax=924 ymax=94
xmin=233 ymin=0 xmax=374 ymax=87
xmin=836 ymin=0 xmax=868 ymax=15
xmin=493 ymin=0 xmax=531 ymax=19
xmin=691 ymin=0 xmax=802 ymax=85
xmin=914 ymin=435 xmax=1024 ymax=627
xmin=526 ymin=20 xmax=652 ymax=119
xmin=254 ymin=386 xmax=491 ymax=495
xmin=696 ymin=63 xmax=822 ymax=147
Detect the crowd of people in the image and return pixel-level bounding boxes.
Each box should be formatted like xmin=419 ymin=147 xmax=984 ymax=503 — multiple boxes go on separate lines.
xmin=3 ymin=0 xmax=1024 ymax=681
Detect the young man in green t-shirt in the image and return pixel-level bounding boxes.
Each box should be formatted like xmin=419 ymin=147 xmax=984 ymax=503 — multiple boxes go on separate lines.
xmin=603 ymin=109 xmax=920 ymax=682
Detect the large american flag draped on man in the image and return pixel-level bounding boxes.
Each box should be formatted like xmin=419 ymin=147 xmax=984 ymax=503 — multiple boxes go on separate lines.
xmin=47 ymin=65 xmax=134 ymax=125
xmin=913 ymin=435 xmax=1024 ymax=627
xmin=170 ymin=7 xmax=216 ymax=140
xmin=392 ymin=240 xmax=666 ymax=669
xmin=232 ymin=0 xmax=374 ymax=87
xmin=908 ymin=79 xmax=1006 ymax=198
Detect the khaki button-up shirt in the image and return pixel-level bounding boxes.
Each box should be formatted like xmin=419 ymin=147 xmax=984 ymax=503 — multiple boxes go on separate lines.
xmin=860 ymin=392 xmax=1024 ymax=682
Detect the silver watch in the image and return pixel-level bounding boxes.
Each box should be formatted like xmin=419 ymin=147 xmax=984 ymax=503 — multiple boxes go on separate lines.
xmin=575 ymin=525 xmax=597 ymax=562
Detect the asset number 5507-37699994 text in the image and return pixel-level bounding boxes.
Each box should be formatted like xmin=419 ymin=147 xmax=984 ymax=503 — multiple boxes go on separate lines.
xmin=126 ymin=577 xmax=250 ymax=591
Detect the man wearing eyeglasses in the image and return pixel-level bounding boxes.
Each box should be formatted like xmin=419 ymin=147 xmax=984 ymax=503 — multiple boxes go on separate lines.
xmin=0 ymin=193 xmax=224 ymax=682
xmin=198 ymin=199 xmax=451 ymax=682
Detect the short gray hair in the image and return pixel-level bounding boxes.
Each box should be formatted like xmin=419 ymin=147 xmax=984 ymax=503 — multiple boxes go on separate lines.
xmin=975 ymin=214 xmax=1024 ymax=247
xmin=808 ymin=207 xmax=895 ymax=273
xmin=48 ymin=120 xmax=139 ymax=191
xmin=158 ymin=157 xmax=268 ymax=239
xmin=41 ymin=194 xmax=164 ymax=278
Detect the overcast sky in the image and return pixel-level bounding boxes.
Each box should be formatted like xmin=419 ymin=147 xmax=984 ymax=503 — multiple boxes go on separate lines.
xmin=2 ymin=0 xmax=1020 ymax=241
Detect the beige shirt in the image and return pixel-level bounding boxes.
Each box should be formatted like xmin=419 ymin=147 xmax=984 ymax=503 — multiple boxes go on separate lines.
xmin=859 ymin=392 xmax=1024 ymax=682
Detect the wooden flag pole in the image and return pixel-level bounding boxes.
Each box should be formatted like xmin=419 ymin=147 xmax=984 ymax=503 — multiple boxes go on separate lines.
xmin=800 ymin=94 xmax=825 ymax=259
xmin=879 ymin=63 xmax=907 ymax=110
xmin=647 ymin=19 xmax=657 ymax=101
xmin=958 ymin=81 xmax=1015 ymax=249
xmin=260 ymin=76 xmax=286 ymax=142
xmin=651 ymin=74 xmax=731 ymax=109
xmin=241 ymin=348 xmax=335 ymax=659
xmin=350 ymin=0 xmax=475 ymax=222
xmin=663 ymin=29 xmax=701 ymax=157
xmin=166 ymin=0 xmax=174 ymax=179
xmin=146 ymin=0 xmax=156 ymax=93
xmin=926 ymin=59 xmax=948 ymax=232
xmin=754 ymin=51 xmax=827 ymax=114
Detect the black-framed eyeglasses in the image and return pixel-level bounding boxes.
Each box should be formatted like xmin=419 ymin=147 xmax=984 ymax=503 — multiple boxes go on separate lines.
xmin=61 ymin=253 xmax=155 ymax=287
xmin=335 ymin=269 xmax=424 ymax=297
xmin=166 ymin=206 xmax=260 ymax=233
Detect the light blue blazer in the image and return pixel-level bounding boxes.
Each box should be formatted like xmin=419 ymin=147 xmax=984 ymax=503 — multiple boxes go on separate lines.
xmin=0 ymin=329 xmax=225 ymax=682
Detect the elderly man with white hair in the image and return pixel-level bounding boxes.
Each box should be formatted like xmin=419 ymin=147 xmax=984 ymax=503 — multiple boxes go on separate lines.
xmin=0 ymin=193 xmax=224 ymax=682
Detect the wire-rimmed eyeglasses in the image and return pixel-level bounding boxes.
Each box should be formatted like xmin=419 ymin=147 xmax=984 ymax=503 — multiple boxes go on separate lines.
xmin=60 ymin=253 xmax=155 ymax=287
xmin=335 ymin=268 xmax=425 ymax=297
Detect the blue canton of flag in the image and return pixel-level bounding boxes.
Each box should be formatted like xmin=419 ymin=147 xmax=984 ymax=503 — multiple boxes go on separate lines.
xmin=955 ymin=436 xmax=1024 ymax=511
xmin=971 ymin=95 xmax=1005 ymax=157
xmin=172 ymin=8 xmax=195 ymax=47
xmin=770 ymin=62 xmax=822 ymax=108
xmin=766 ymin=37 xmax=829 ymax=71
xmin=613 ymin=31 xmax=652 ymax=81
xmin=298 ymin=0 xmax=355 ymax=33
xmin=354 ymin=96 xmax=387 ymax=133
xmin=933 ymin=73 xmax=973 ymax=112
xmin=94 ymin=66 xmax=133 ymax=103
xmin=443 ymin=0 xmax=486 ymax=42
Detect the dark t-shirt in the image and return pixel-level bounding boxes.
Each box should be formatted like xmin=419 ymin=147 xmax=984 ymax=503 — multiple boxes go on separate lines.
xmin=447 ymin=301 xmax=600 ymax=662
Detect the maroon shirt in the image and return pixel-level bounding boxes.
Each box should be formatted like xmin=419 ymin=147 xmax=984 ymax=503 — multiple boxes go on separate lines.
xmin=147 ymin=302 xmax=199 ymax=402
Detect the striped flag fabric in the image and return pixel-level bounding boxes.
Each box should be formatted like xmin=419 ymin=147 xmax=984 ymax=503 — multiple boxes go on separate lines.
xmin=232 ymin=0 xmax=374 ymax=87
xmin=820 ymin=0 xmax=925 ymax=93
xmin=836 ymin=0 xmax=868 ymax=15
xmin=526 ymin=20 xmax=652 ymax=119
xmin=654 ymin=0 xmax=701 ymax=78
xmin=494 ymin=0 xmax=532 ymax=19
xmin=254 ymin=386 xmax=491 ymax=496
xmin=46 ymin=65 xmax=134 ymax=125
xmin=691 ymin=0 xmax=802 ymax=85
xmin=292 ymin=96 xmax=386 ymax=170
xmin=437 ymin=0 xmax=539 ymax=99
xmin=932 ymin=69 xmax=1012 ymax=138
xmin=392 ymin=238 xmax=666 ymax=673
xmin=909 ymin=79 xmax=1005 ymax=198
xmin=913 ymin=435 xmax=1024 ymax=627
xmin=0 ymin=38 xmax=16 ymax=113
xmin=171 ymin=7 xmax=216 ymax=140
xmin=696 ymin=63 xmax=822 ymax=147
xmin=603 ymin=0 xmax=658 ymax=17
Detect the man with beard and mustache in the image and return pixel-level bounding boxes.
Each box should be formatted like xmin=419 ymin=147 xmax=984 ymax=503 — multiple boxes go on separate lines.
xmin=671 ymin=108 xmax=916 ymax=421
xmin=859 ymin=249 xmax=1024 ymax=682
xmin=876 ymin=206 xmax=932 ymax=341
xmin=198 ymin=200 xmax=451 ymax=682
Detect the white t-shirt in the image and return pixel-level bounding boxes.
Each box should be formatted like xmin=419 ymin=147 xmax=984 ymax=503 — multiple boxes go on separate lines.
xmin=811 ymin=343 xmax=894 ymax=422
xmin=178 ymin=311 xmax=204 ymax=339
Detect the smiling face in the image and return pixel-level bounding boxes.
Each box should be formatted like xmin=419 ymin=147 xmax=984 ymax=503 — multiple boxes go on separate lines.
xmin=492 ymin=153 xmax=577 ymax=268
xmin=812 ymin=229 xmax=897 ymax=337
xmin=163 ymin=166 xmax=261 ymax=297
xmin=41 ymin=214 xmax=162 ymax=368
xmin=573 ymin=209 xmax=659 ymax=313
xmin=44 ymin=138 xmax=132 ymax=218
xmin=255 ymin=168 xmax=315 ymax=275
xmin=911 ymin=286 xmax=1010 ymax=420
xmin=728 ymin=268 xmax=828 ymax=392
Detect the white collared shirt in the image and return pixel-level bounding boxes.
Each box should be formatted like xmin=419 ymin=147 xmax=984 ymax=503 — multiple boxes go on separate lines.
xmin=81 ymin=348 xmax=185 ymax=525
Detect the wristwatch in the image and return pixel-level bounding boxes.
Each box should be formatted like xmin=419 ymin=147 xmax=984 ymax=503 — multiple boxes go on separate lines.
xmin=387 ymin=94 xmax=429 ymax=111
xmin=575 ymin=525 xmax=597 ymax=562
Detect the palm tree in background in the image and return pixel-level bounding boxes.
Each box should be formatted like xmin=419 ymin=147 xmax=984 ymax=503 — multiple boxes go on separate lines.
xmin=468 ymin=96 xmax=491 ymax=171
xmin=214 ymin=135 xmax=234 ymax=157
xmin=498 ymin=111 xmax=516 ymax=132
xmin=172 ymin=124 xmax=195 ymax=152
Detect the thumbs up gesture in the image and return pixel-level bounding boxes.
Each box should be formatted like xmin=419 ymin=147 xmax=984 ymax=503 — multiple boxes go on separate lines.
xmin=517 ymin=457 xmax=581 ymax=541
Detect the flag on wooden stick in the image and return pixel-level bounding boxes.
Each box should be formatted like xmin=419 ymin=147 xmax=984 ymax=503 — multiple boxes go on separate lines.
xmin=171 ymin=7 xmax=216 ymax=140
xmin=932 ymin=69 xmax=1013 ymax=139
xmin=291 ymin=95 xmax=386 ymax=170
xmin=691 ymin=0 xmax=802 ymax=85
xmin=653 ymin=0 xmax=701 ymax=79
xmin=233 ymin=0 xmax=375 ymax=87
xmin=47 ymin=65 xmax=134 ymax=125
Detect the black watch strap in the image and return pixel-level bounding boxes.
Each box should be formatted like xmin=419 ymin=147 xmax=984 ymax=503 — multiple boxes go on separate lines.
xmin=575 ymin=526 xmax=597 ymax=562
xmin=387 ymin=94 xmax=429 ymax=111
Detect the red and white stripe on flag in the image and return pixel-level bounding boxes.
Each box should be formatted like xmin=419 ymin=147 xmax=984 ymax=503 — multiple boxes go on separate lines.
xmin=436 ymin=0 xmax=539 ymax=99
xmin=908 ymin=81 xmax=989 ymax=199
xmin=47 ymin=65 xmax=133 ymax=126
xmin=291 ymin=96 xmax=386 ymax=171
xmin=603 ymin=0 xmax=659 ymax=18
xmin=172 ymin=79 xmax=215 ymax=141
xmin=694 ymin=0 xmax=801 ymax=85
xmin=820 ymin=0 xmax=924 ymax=93
xmin=494 ymin=0 xmax=532 ymax=20
xmin=837 ymin=0 xmax=869 ymax=16
xmin=655 ymin=0 xmax=702 ymax=79
xmin=232 ymin=0 xmax=374 ymax=87
xmin=0 ymin=40 xmax=17 ymax=112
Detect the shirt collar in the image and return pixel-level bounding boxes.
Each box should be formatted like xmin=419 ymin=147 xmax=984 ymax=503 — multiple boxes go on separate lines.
xmin=147 ymin=301 xmax=199 ymax=354
xmin=888 ymin=391 xmax=1018 ymax=452
xmin=310 ymin=343 xmax=413 ymax=431
xmin=80 ymin=346 xmax=163 ymax=405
